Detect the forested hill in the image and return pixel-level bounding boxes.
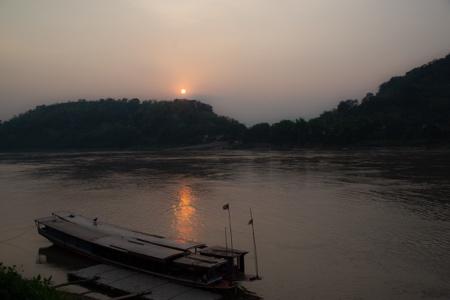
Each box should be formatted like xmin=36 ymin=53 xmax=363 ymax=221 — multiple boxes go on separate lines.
xmin=1 ymin=54 xmax=450 ymax=150
xmin=245 ymin=53 xmax=450 ymax=145
xmin=0 ymin=99 xmax=246 ymax=150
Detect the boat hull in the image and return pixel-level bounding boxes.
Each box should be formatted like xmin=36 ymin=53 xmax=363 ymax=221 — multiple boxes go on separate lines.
xmin=37 ymin=227 xmax=235 ymax=291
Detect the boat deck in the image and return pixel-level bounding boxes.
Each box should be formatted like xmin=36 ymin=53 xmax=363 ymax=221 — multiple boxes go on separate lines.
xmin=69 ymin=264 xmax=223 ymax=300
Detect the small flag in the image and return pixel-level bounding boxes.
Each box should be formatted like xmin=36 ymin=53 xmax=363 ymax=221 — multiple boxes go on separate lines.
xmin=222 ymin=203 xmax=229 ymax=210
xmin=248 ymin=218 xmax=253 ymax=225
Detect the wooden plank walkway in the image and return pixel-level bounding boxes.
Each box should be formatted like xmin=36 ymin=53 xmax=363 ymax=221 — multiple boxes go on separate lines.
xmin=68 ymin=264 xmax=223 ymax=300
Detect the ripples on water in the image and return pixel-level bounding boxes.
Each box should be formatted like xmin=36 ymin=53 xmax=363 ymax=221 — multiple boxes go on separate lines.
xmin=0 ymin=148 xmax=450 ymax=299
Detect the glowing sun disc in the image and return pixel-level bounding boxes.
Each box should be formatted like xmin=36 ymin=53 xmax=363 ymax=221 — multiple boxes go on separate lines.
xmin=180 ymin=88 xmax=187 ymax=95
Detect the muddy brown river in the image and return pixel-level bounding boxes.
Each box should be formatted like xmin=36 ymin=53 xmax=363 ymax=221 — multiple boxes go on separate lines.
xmin=0 ymin=149 xmax=449 ymax=299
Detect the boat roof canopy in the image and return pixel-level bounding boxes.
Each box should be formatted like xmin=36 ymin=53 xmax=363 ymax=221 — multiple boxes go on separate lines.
xmin=39 ymin=212 xmax=205 ymax=251
xmin=199 ymin=246 xmax=248 ymax=258
xmin=95 ymin=236 xmax=185 ymax=261
xmin=37 ymin=217 xmax=108 ymax=242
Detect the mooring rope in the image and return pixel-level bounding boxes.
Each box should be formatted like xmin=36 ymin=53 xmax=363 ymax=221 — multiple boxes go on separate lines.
xmin=0 ymin=225 xmax=34 ymax=244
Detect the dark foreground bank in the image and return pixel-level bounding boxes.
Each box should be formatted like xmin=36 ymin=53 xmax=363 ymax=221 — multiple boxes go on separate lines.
xmin=0 ymin=263 xmax=87 ymax=300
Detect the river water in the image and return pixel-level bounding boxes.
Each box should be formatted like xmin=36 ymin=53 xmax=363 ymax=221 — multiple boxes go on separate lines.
xmin=0 ymin=149 xmax=449 ymax=299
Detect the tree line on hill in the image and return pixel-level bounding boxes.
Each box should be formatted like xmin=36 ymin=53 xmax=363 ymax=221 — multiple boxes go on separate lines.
xmin=245 ymin=53 xmax=450 ymax=146
xmin=0 ymin=54 xmax=449 ymax=150
xmin=0 ymin=99 xmax=245 ymax=150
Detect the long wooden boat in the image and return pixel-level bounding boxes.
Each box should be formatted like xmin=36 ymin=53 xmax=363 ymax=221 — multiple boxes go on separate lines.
xmin=35 ymin=212 xmax=250 ymax=290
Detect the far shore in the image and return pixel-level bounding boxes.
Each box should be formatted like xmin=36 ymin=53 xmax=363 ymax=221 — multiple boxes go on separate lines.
xmin=1 ymin=140 xmax=450 ymax=155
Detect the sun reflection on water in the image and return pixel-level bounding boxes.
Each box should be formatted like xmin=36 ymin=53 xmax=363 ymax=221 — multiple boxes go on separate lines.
xmin=172 ymin=184 xmax=198 ymax=241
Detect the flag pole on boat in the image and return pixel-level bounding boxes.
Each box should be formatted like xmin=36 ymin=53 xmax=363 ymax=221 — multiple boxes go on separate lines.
xmin=249 ymin=208 xmax=260 ymax=280
xmin=222 ymin=203 xmax=234 ymax=251
xmin=224 ymin=226 xmax=228 ymax=256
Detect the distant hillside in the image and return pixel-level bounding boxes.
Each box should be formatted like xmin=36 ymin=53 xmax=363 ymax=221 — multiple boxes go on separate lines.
xmin=1 ymin=54 xmax=449 ymax=150
xmin=0 ymin=99 xmax=245 ymax=150
xmin=245 ymin=53 xmax=450 ymax=145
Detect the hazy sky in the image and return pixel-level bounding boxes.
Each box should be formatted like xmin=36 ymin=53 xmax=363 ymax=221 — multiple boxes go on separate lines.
xmin=1 ymin=0 xmax=450 ymax=124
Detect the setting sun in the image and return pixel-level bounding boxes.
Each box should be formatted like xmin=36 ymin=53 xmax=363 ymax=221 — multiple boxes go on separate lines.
xmin=180 ymin=88 xmax=187 ymax=95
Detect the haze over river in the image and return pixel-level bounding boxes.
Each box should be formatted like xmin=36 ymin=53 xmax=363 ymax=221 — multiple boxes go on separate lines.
xmin=0 ymin=149 xmax=450 ymax=299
